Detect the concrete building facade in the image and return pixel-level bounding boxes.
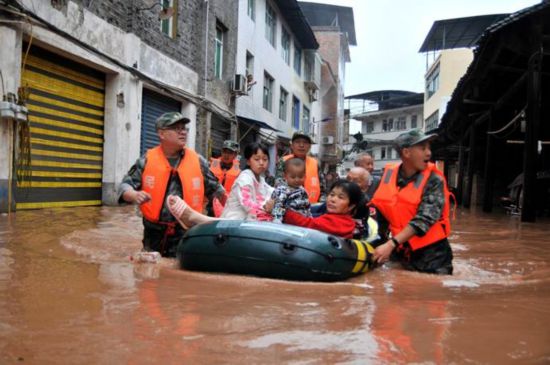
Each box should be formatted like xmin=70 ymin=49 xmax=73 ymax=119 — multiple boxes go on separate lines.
xmin=234 ymin=0 xmax=320 ymax=172
xmin=423 ymin=48 xmax=473 ymax=132
xmin=299 ymin=2 xmax=356 ymax=173
xmin=0 ymin=0 xmax=237 ymax=212
xmin=351 ymin=92 xmax=424 ymax=172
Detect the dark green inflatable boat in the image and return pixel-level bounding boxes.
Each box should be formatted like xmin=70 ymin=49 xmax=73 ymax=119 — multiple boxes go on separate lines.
xmin=177 ymin=220 xmax=375 ymax=282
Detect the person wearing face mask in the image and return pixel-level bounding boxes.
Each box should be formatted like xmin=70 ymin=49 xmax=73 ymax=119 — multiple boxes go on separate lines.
xmin=370 ymin=129 xmax=454 ymax=275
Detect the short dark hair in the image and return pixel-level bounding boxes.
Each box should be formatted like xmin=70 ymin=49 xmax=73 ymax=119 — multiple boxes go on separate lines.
xmin=354 ymin=153 xmax=373 ymax=167
xmin=243 ymin=142 xmax=270 ymax=160
xmin=329 ymin=179 xmax=363 ymax=215
xmin=284 ymin=157 xmax=305 ymax=173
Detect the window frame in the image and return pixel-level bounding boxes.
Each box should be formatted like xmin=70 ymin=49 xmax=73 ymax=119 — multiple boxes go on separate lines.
xmin=292 ymin=96 xmax=300 ymax=129
xmin=279 ymin=87 xmax=288 ymax=121
xmin=247 ymin=0 xmax=255 ymax=20
xmin=160 ymin=0 xmax=178 ymax=38
xmin=263 ymin=72 xmax=274 ymax=112
xmin=265 ymin=4 xmax=276 ymax=47
xmin=281 ymin=28 xmax=291 ymax=65
xmin=214 ymin=22 xmax=225 ymax=80
xmin=302 ymin=105 xmax=310 ymax=134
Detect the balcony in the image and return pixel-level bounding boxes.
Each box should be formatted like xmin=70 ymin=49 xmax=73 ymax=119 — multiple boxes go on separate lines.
xmin=303 ymin=50 xmax=321 ymax=91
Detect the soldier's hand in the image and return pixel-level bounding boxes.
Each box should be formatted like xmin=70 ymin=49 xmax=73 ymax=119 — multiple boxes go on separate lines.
xmin=373 ymin=240 xmax=395 ymax=264
xmin=133 ymin=191 xmax=152 ymax=205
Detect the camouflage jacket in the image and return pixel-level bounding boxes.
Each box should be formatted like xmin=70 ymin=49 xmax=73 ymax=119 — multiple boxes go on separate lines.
xmin=118 ymin=148 xmax=225 ymax=223
xmin=376 ymin=168 xmax=445 ymax=239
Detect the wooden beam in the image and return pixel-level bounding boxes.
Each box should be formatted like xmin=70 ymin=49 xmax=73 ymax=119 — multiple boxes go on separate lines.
xmin=522 ymin=50 xmax=542 ymax=222
xmin=463 ymin=99 xmax=494 ymax=105
xmin=455 ymin=131 xmax=466 ymax=205
xmin=463 ymin=125 xmax=476 ymax=208
xmin=482 ymin=109 xmax=496 ymax=212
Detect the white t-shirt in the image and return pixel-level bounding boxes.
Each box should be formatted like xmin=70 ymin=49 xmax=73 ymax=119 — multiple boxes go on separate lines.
xmin=221 ymin=169 xmax=274 ymax=220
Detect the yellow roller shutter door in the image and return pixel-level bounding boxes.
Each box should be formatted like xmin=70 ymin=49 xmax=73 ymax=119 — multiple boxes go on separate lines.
xmin=17 ymin=45 xmax=105 ymax=209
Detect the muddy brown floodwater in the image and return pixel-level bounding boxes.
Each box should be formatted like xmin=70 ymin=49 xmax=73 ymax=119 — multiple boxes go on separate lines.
xmin=0 ymin=206 xmax=549 ymax=364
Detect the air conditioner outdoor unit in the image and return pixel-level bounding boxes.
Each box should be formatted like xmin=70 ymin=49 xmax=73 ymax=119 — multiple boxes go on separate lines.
xmin=321 ymin=135 xmax=334 ymax=144
xmin=232 ymin=74 xmax=247 ymax=95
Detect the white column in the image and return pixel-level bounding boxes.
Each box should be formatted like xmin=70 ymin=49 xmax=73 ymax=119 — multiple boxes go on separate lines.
xmin=0 ymin=26 xmax=22 ymax=213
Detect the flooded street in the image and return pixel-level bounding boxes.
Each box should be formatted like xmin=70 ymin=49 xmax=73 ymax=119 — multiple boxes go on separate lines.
xmin=0 ymin=206 xmax=549 ymax=364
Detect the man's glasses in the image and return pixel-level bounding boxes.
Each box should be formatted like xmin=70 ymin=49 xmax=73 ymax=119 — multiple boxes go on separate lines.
xmin=163 ymin=125 xmax=189 ymax=133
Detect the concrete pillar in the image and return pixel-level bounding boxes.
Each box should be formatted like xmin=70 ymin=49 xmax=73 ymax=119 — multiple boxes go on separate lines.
xmin=0 ymin=27 xmax=22 ymax=213
xmin=102 ymin=72 xmax=142 ymax=205
xmin=182 ymin=101 xmax=197 ymax=150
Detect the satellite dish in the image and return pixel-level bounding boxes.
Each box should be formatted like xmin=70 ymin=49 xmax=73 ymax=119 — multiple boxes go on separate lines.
xmin=159 ymin=7 xmax=175 ymax=20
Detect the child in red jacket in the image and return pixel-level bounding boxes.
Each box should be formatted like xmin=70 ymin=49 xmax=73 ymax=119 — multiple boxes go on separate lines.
xmin=283 ymin=180 xmax=363 ymax=239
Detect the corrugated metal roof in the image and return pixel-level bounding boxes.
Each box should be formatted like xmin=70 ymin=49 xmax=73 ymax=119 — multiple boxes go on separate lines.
xmin=438 ymin=1 xmax=550 ymax=142
xmin=298 ymin=1 xmax=357 ymax=45
xmin=275 ymin=0 xmax=319 ymax=49
xmin=419 ymin=14 xmax=508 ymax=52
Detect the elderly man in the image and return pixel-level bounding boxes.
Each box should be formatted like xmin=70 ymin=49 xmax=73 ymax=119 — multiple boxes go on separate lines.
xmin=355 ymin=152 xmax=380 ymax=198
xmin=119 ymin=112 xmax=227 ymax=257
xmin=370 ymin=129 xmax=453 ymax=275
xmin=210 ymin=140 xmax=241 ymax=193
xmin=275 ymin=132 xmax=325 ymax=203
xmin=346 ymin=167 xmax=371 ymax=198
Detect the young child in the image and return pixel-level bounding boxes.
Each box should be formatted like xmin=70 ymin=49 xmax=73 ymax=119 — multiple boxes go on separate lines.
xmin=270 ymin=157 xmax=311 ymax=224
xmin=167 ymin=142 xmax=274 ymax=226
xmin=220 ymin=142 xmax=273 ymax=221
xmin=283 ymin=180 xmax=363 ymax=239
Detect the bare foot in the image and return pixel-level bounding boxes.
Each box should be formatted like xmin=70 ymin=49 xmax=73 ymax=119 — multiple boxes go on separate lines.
xmin=166 ymin=195 xmax=194 ymax=229
xmin=166 ymin=195 xmax=219 ymax=229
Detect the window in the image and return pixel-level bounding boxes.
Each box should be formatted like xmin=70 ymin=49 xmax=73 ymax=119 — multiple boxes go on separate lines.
xmin=246 ymin=51 xmax=254 ymax=79
xmin=387 ymin=118 xmax=393 ymax=131
xmin=247 ymin=0 xmax=255 ymax=20
xmin=292 ymin=96 xmax=300 ymax=129
xmin=302 ymin=106 xmax=310 ymax=134
xmin=279 ymin=87 xmax=288 ymax=121
xmin=366 ymin=121 xmax=374 ymax=133
xmin=263 ymin=72 xmax=274 ymax=111
xmin=293 ymin=46 xmax=302 ymax=75
xmin=382 ymin=119 xmax=388 ymax=132
xmin=214 ymin=23 xmax=225 ymax=80
xmin=381 ymin=147 xmax=386 ymax=160
xmin=281 ymin=29 xmax=290 ymax=65
xmin=397 ymin=116 xmax=406 ymax=130
xmin=411 ymin=115 xmax=418 ymax=129
xmin=425 ymin=111 xmax=439 ymax=132
xmin=160 ymin=0 xmax=177 ymax=38
xmin=265 ymin=5 xmax=276 ymax=47
xmin=426 ymin=64 xmax=440 ymax=99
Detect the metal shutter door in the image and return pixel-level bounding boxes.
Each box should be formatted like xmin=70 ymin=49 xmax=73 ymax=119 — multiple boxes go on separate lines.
xmin=210 ymin=116 xmax=230 ymax=156
xmin=141 ymin=89 xmax=182 ymax=155
xmin=16 ymin=45 xmax=105 ymax=209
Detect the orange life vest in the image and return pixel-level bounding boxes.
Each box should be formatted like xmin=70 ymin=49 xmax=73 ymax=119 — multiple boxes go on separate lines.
xmin=140 ymin=146 xmax=204 ymax=222
xmin=370 ymin=162 xmax=451 ymax=251
xmin=209 ymin=158 xmax=240 ymax=192
xmin=283 ymin=154 xmax=321 ymax=203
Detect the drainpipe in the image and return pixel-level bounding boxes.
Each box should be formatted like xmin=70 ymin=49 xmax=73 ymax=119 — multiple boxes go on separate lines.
xmin=203 ymin=0 xmax=209 ymax=98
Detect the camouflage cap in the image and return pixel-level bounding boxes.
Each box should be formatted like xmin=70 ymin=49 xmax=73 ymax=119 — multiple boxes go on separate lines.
xmin=393 ymin=129 xmax=437 ymax=151
xmin=155 ymin=112 xmax=190 ymax=130
xmin=291 ymin=131 xmax=315 ymax=144
xmin=222 ymin=140 xmax=239 ymax=152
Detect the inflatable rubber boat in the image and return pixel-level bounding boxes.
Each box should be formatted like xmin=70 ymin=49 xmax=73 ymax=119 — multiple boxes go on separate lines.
xmin=176 ymin=220 xmax=376 ymax=282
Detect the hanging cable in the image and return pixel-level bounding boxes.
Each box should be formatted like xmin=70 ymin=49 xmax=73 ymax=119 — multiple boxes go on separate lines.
xmin=487 ymin=108 xmax=525 ymax=135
